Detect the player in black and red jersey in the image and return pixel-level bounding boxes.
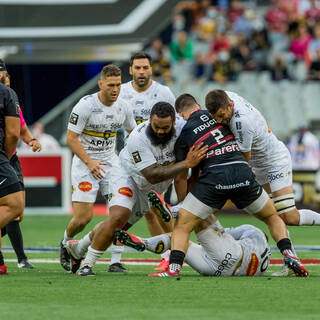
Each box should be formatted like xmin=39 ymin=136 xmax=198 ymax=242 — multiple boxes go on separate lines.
xmin=150 ymin=93 xmax=308 ymax=278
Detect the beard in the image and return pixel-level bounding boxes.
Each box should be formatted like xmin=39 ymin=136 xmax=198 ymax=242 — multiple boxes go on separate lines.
xmin=133 ymin=74 xmax=151 ymax=88
xmin=146 ymin=124 xmax=175 ymax=146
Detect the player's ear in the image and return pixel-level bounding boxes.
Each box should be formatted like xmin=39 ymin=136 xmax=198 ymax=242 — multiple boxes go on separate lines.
xmin=129 ymin=66 xmax=133 ymax=75
xmin=98 ymin=80 xmax=103 ymax=90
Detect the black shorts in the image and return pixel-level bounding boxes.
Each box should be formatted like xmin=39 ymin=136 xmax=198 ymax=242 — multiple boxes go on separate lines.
xmin=190 ymin=163 xmax=263 ymax=210
xmin=0 ymin=152 xmax=23 ymax=198
xmin=10 ymin=154 xmax=24 ymax=188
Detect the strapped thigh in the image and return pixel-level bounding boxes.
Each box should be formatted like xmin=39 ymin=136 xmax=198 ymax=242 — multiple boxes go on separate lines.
xmin=272 ymin=194 xmax=296 ymax=214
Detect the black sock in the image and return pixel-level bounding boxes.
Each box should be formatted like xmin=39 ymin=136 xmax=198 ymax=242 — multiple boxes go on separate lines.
xmin=6 ymin=221 xmax=27 ymax=262
xmin=0 ymin=250 xmax=4 ymax=266
xmin=277 ymin=238 xmax=293 ymax=255
xmin=169 ymin=250 xmax=185 ymax=268
xmin=1 ymin=227 xmax=7 ymax=237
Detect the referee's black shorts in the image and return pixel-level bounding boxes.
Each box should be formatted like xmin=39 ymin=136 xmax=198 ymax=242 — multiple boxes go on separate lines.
xmin=0 ymin=152 xmax=23 ymax=198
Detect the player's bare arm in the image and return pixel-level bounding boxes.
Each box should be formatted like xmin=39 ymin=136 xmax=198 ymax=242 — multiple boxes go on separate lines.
xmin=141 ymin=143 xmax=208 ymax=185
xmin=242 ymin=151 xmax=251 ymax=162
xmin=174 ymin=169 xmax=188 ymax=202
xmin=66 ymin=129 xmax=106 ymax=179
xmin=20 ymin=124 xmax=42 ymax=152
xmin=4 ymin=116 xmax=20 ymax=159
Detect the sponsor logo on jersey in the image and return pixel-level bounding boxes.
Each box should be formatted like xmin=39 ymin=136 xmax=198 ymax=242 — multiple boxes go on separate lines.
xmin=135 ymin=116 xmax=147 ymax=125
xmin=246 ymin=253 xmax=259 ymax=276
xmin=267 ymin=171 xmax=291 ymax=182
xmin=216 ymin=180 xmax=250 ymax=190
xmin=237 ymin=131 xmax=243 ymax=144
xmin=193 ymin=119 xmax=216 ymax=134
xmin=236 ymin=122 xmax=242 ymax=130
xmin=214 ymin=253 xmax=233 ymax=276
xmin=105 ymin=193 xmax=114 ymax=202
xmin=155 ymin=241 xmax=165 ymax=254
xmin=132 ymin=151 xmax=142 ymax=163
xmin=78 ymin=181 xmax=92 ymax=192
xmin=118 ymin=187 xmax=133 ymax=198
xmin=207 ymin=142 xmax=240 ymax=158
xmin=69 ymin=112 xmax=79 ymax=125
xmin=234 ymin=111 xmax=240 ymax=118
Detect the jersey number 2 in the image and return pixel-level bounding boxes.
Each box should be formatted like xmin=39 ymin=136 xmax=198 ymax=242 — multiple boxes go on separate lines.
xmin=211 ymin=128 xmax=225 ymax=145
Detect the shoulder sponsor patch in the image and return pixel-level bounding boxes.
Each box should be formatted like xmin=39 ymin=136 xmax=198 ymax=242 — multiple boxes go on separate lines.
xmin=78 ymin=181 xmax=92 ymax=192
xmin=69 ymin=112 xmax=79 ymax=125
xmin=118 ymin=187 xmax=133 ymax=198
xmin=246 ymin=253 xmax=259 ymax=276
xmin=132 ymin=151 xmax=142 ymax=163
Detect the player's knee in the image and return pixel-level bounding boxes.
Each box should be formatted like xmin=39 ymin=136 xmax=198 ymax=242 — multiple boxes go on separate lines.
xmin=7 ymin=192 xmax=24 ymax=218
xmin=77 ymin=215 xmax=92 ymax=228
xmin=272 ymin=194 xmax=297 ymax=225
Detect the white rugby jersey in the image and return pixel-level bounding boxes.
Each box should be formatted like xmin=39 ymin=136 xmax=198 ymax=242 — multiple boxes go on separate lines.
xmin=119 ymin=80 xmax=176 ymax=124
xmin=68 ymin=93 xmax=136 ymax=162
xmin=226 ymin=91 xmax=288 ymax=168
xmin=119 ymin=116 xmax=186 ymax=193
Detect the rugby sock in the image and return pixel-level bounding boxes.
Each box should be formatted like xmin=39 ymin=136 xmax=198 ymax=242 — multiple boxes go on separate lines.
xmin=168 ymin=250 xmax=185 ymax=273
xmin=161 ymin=249 xmax=171 ymax=261
xmin=0 ymin=250 xmax=4 ymax=266
xmin=210 ymin=219 xmax=225 ymax=233
xmin=110 ymin=245 xmax=124 ymax=265
xmin=77 ymin=233 xmax=91 ymax=257
xmin=6 ymin=221 xmax=27 ymax=262
xmin=277 ymin=238 xmax=295 ymax=257
xmin=143 ymin=234 xmax=171 ymax=254
xmin=170 ymin=203 xmax=182 ymax=219
xmin=287 ymin=230 xmax=297 ymax=257
xmin=83 ymin=246 xmax=104 ymax=268
xmin=1 ymin=227 xmax=7 ymax=237
xmin=62 ymin=230 xmax=73 ymax=246
xmin=298 ymin=209 xmax=320 ymax=225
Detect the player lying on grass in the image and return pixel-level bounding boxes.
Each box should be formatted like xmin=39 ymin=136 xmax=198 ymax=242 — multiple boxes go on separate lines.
xmin=114 ymin=216 xmax=271 ymax=277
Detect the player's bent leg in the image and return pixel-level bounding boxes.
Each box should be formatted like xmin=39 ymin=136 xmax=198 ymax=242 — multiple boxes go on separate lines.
xmin=144 ymin=209 xmax=166 ymax=236
xmin=0 ymin=191 xmax=24 ymax=229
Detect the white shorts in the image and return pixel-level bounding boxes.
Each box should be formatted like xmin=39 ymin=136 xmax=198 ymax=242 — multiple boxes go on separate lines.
xmin=71 ymin=155 xmax=121 ymax=203
xmin=252 ymin=148 xmax=293 ymax=192
xmin=108 ymin=166 xmax=150 ymax=226
xmin=185 ymin=227 xmax=242 ymax=276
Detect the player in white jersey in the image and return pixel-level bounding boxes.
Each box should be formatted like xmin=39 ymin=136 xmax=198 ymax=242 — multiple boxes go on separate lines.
xmin=206 ymin=89 xmax=320 ymax=276
xmin=114 ymin=218 xmax=271 ymax=277
xmin=59 ymin=64 xmax=136 ymax=272
xmin=109 ymin=51 xmax=176 ymax=272
xmin=66 ymin=102 xmax=208 ymax=276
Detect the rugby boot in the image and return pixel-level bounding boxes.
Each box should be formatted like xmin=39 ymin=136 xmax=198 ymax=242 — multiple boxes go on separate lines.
xmin=271 ymin=264 xmax=295 ymax=277
xmin=154 ymin=258 xmax=169 ymax=271
xmin=108 ymin=263 xmax=127 ymax=272
xmin=148 ymin=270 xmax=179 ymax=277
xmin=114 ymin=230 xmax=146 ymax=252
xmin=66 ymin=240 xmax=83 ymax=274
xmin=283 ymin=254 xmax=309 ymax=277
xmin=77 ymin=265 xmax=95 ymax=276
xmin=0 ymin=264 xmax=8 ymax=275
xmin=148 ymin=190 xmax=173 ymax=222
xmin=60 ymin=240 xmax=71 ymax=272
xmin=18 ymin=259 xmax=35 ymax=269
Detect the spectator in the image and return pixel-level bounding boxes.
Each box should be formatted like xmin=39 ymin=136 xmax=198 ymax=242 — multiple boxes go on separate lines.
xmin=211 ymin=49 xmax=237 ymax=83
xmin=270 ymin=54 xmax=291 ymax=81
xmin=308 ymin=48 xmax=320 ymax=79
xmin=306 ymin=0 xmax=320 ymax=27
xmin=307 ymin=23 xmax=320 ymax=62
xmin=227 ymin=0 xmax=244 ymax=25
xmin=290 ymin=23 xmax=312 ymax=60
xmin=288 ymin=125 xmax=320 ymax=170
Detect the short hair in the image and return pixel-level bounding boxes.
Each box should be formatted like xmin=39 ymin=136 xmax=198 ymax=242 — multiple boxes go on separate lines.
xmin=130 ymin=51 xmax=152 ymax=66
xmin=100 ymin=64 xmax=121 ymax=79
xmin=150 ymin=102 xmax=176 ymax=121
xmin=205 ymin=89 xmax=230 ymax=115
xmin=175 ymin=93 xmax=198 ymax=113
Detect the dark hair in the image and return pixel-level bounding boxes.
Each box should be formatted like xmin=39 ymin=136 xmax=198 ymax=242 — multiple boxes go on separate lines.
xmin=0 ymin=59 xmax=6 ymax=71
xmin=100 ymin=64 xmax=121 ymax=79
xmin=175 ymin=93 xmax=198 ymax=113
xmin=130 ymin=51 xmax=152 ymax=66
xmin=150 ymin=102 xmax=175 ymax=121
xmin=205 ymin=89 xmax=230 ymax=115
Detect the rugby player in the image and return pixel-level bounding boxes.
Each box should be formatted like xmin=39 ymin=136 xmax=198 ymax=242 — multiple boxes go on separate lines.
xmin=206 ymin=89 xmax=319 ymax=276
xmin=59 ymin=64 xmax=136 ymax=272
xmin=109 ymin=51 xmax=176 ymax=272
xmin=66 ymin=102 xmax=207 ymax=276
xmin=115 ymin=219 xmax=271 ymax=277
xmin=152 ymin=94 xmax=308 ymax=278
xmin=0 ymin=80 xmax=24 ymax=274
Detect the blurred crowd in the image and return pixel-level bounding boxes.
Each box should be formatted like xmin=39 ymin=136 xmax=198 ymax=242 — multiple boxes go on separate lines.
xmin=146 ymin=0 xmax=320 ymax=84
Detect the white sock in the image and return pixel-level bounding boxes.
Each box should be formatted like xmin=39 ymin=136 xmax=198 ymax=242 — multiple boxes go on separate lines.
xmin=287 ymin=230 xmax=297 ymax=257
xmin=110 ymin=245 xmax=124 ymax=265
xmin=82 ymin=246 xmax=104 ymax=267
xmin=210 ymin=219 xmax=225 ymax=233
xmin=143 ymin=234 xmax=171 ymax=254
xmin=77 ymin=233 xmax=91 ymax=257
xmin=170 ymin=203 xmax=182 ymax=218
xmin=62 ymin=230 xmax=73 ymax=246
xmin=299 ymin=209 xmax=320 ymax=225
xmin=161 ymin=249 xmax=171 ymax=261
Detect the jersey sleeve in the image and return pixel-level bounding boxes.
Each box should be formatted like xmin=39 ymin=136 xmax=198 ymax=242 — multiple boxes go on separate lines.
xmin=3 ymin=87 xmax=20 ymax=118
xmin=19 ymin=108 xmax=26 ymax=127
xmin=230 ymin=115 xmax=254 ymax=152
xmin=123 ymin=101 xmax=137 ymax=132
xmin=67 ymin=99 xmax=91 ymax=134
xmin=126 ymin=132 xmax=157 ymax=171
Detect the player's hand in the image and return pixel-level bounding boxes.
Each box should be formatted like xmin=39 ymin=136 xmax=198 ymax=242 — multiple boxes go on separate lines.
xmin=87 ymin=159 xmax=106 ymax=179
xmin=29 ymin=139 xmax=42 ymax=152
xmin=184 ymin=143 xmax=208 ymax=168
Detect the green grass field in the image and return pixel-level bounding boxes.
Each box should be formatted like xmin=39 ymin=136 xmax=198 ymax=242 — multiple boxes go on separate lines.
xmin=1 ymin=214 xmax=320 ymax=320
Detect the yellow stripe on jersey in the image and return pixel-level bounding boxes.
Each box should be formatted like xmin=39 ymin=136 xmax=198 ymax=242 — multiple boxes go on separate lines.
xmin=82 ymin=129 xmax=117 ymax=140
